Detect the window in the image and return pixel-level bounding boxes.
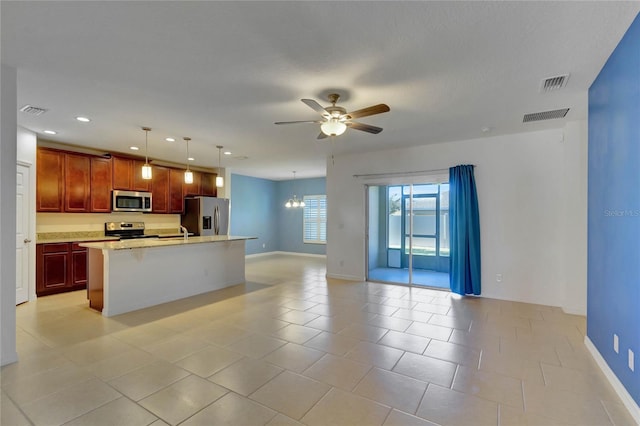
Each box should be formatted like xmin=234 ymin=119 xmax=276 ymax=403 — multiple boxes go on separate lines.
xmin=303 ymin=195 xmax=327 ymax=244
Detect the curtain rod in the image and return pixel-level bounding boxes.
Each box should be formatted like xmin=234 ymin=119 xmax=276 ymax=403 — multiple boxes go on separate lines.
xmin=354 ymin=166 xmax=475 ymax=179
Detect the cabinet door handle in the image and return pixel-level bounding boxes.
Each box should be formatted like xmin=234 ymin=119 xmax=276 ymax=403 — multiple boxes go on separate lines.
xmin=24 ymin=238 xmax=32 ymax=244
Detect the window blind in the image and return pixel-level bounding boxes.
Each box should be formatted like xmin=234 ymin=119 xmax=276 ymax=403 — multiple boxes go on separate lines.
xmin=303 ymin=195 xmax=326 ymax=244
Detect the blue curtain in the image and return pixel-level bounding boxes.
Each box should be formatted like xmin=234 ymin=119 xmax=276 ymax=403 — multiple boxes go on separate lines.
xmin=449 ymin=165 xmax=481 ymax=295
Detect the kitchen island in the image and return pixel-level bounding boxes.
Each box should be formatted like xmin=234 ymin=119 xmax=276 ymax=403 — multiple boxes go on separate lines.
xmin=81 ymin=236 xmax=256 ymax=317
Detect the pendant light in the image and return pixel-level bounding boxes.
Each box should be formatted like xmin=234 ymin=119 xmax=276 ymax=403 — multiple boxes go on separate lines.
xmin=285 ymin=171 xmax=305 ymax=208
xmin=141 ymin=127 xmax=152 ymax=180
xmin=216 ymin=145 xmax=224 ymax=188
xmin=183 ymin=137 xmax=193 ymax=184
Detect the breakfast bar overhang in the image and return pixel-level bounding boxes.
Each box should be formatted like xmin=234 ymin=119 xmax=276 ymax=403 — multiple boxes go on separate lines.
xmin=81 ymin=236 xmax=255 ymax=317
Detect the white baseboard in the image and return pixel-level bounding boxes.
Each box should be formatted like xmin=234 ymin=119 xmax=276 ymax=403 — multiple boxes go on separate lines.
xmin=584 ymin=336 xmax=640 ymax=424
xmin=245 ymin=251 xmax=326 ymax=259
xmin=561 ymin=304 xmax=587 ymax=316
xmin=1 ymin=350 xmax=18 ymax=367
xmin=273 ymin=251 xmax=326 ymax=258
xmin=326 ymin=273 xmax=364 ymax=281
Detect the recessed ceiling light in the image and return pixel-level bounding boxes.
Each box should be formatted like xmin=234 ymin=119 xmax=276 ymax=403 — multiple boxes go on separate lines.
xmin=43 ymin=130 xmax=57 ymax=135
xmin=130 ymin=146 xmax=139 ymax=151
xmin=165 ymin=137 xmax=175 ymax=142
xmin=188 ymin=157 xmax=194 ymax=161
xmin=76 ymin=116 xmax=91 ymax=122
xmin=224 ymin=151 xmax=232 ymax=155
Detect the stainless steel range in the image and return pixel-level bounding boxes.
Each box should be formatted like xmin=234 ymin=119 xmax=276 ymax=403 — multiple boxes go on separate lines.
xmin=104 ymin=222 xmax=158 ymax=240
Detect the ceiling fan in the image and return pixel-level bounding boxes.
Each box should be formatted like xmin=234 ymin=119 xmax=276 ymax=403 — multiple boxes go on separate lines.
xmin=275 ymin=93 xmax=390 ymax=140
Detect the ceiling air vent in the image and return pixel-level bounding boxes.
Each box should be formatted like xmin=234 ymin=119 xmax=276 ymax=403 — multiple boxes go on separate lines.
xmin=540 ymin=74 xmax=570 ymax=93
xmin=19 ymin=104 xmax=48 ymax=116
xmin=523 ymin=108 xmax=569 ymax=123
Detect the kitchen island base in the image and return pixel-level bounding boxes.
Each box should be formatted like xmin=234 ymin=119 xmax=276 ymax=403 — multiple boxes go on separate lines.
xmin=84 ymin=237 xmax=250 ymax=317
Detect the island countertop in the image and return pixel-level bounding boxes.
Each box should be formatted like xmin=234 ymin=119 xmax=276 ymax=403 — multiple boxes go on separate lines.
xmin=80 ymin=235 xmax=256 ymax=250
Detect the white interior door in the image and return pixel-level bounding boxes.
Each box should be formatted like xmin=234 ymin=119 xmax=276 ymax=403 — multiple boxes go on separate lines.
xmin=16 ymin=163 xmax=31 ymax=305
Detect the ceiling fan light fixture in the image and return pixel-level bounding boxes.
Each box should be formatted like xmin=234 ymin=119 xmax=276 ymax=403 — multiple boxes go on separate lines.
xmin=321 ymin=119 xmax=347 ymax=136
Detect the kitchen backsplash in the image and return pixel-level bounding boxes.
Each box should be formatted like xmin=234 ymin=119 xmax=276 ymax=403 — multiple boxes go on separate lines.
xmin=37 ymin=212 xmax=181 ymax=233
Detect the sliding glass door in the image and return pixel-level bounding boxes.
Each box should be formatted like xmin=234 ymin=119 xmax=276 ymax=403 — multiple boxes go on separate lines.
xmin=367 ymin=182 xmax=449 ymax=289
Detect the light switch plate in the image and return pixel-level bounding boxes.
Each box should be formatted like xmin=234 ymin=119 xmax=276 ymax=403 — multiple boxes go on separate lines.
xmin=614 ymin=334 xmax=619 ymax=353
xmin=629 ymin=349 xmax=635 ymax=372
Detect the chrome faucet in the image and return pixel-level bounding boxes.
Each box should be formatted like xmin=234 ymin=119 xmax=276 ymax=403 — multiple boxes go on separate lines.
xmin=180 ymin=226 xmax=188 ymax=242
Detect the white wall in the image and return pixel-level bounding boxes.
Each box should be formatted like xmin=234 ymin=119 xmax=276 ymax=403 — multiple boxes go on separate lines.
xmin=327 ymin=124 xmax=588 ymax=312
xmin=1 ymin=64 xmax=18 ymax=365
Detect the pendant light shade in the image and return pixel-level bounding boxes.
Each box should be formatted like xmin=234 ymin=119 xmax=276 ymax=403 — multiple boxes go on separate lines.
xmin=284 ymin=171 xmax=305 ymax=208
xmin=184 ymin=137 xmax=193 ymax=184
xmin=141 ymin=127 xmax=152 ymax=180
xmin=320 ymin=118 xmax=347 ymax=136
xmin=216 ymin=145 xmax=224 ymax=188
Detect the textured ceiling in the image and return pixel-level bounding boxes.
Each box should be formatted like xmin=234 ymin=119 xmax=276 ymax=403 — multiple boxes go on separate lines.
xmin=2 ymin=1 xmax=639 ymax=180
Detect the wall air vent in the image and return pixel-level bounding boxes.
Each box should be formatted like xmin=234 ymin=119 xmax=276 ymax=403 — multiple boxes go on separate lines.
xmin=540 ymin=74 xmax=570 ymax=93
xmin=19 ymin=105 xmax=48 ymax=116
xmin=523 ymin=108 xmax=569 ymax=123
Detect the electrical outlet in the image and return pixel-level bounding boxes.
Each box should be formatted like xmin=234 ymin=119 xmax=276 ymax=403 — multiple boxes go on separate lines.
xmin=496 ymin=274 xmax=503 ymax=283
xmin=614 ymin=334 xmax=619 ymax=353
xmin=262 ymin=243 xmax=266 ymax=248
xmin=629 ymin=349 xmax=635 ymax=372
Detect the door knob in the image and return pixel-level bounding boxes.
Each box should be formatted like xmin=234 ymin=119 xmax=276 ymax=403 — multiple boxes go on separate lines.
xmin=24 ymin=238 xmax=32 ymax=243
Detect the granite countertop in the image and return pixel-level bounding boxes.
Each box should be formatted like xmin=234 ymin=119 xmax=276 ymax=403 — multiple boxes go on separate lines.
xmin=80 ymin=235 xmax=256 ymax=250
xmin=36 ymin=229 xmax=192 ymax=244
xmin=37 ymin=233 xmax=120 ymax=244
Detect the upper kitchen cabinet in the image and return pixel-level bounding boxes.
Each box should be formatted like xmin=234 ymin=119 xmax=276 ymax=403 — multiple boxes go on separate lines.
xmin=201 ymin=172 xmax=217 ymax=197
xmin=151 ymin=165 xmax=170 ymax=213
xmin=169 ymin=168 xmax=184 ymax=213
xmin=90 ymin=157 xmax=112 ymax=212
xmin=112 ymin=156 xmax=151 ymax=192
xmin=183 ymin=170 xmax=202 ymax=196
xmin=64 ymin=153 xmax=91 ymax=212
xmin=37 ymin=148 xmax=65 ymax=212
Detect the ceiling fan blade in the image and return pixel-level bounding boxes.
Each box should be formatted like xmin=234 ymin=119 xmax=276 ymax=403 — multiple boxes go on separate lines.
xmin=301 ymin=99 xmax=327 ymax=114
xmin=274 ymin=120 xmax=322 ymax=125
xmin=317 ymin=132 xmax=328 ymax=140
xmin=346 ymin=104 xmax=390 ymax=119
xmin=346 ymin=121 xmax=383 ymax=134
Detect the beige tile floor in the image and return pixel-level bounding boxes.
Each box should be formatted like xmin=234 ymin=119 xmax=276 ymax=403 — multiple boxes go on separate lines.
xmin=2 ymin=254 xmax=636 ymax=426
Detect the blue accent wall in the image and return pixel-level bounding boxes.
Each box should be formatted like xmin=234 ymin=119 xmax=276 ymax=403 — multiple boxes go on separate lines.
xmin=230 ymin=174 xmax=278 ymax=255
xmin=588 ymin=12 xmax=640 ymax=405
xmin=230 ymin=174 xmax=326 ymax=256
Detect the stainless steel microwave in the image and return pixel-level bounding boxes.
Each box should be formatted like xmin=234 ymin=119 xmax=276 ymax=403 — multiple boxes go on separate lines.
xmin=112 ymin=190 xmax=153 ymax=212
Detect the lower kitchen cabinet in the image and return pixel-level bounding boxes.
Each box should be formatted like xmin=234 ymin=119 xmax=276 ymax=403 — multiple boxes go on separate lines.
xmin=36 ymin=242 xmax=87 ymax=296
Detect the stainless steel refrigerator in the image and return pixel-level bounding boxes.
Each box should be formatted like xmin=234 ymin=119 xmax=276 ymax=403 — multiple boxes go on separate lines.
xmin=181 ymin=196 xmax=230 ymax=236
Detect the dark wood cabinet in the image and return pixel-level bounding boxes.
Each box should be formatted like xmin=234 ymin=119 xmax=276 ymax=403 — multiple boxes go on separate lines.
xmin=183 ymin=170 xmax=202 ymax=196
xmin=36 ymin=243 xmax=70 ymax=296
xmin=201 ymin=172 xmax=217 ymax=196
xmin=132 ymin=160 xmax=151 ymax=192
xmin=37 ymin=147 xmax=218 ymax=215
xmin=70 ymin=243 xmax=87 ymax=289
xmin=64 ymin=153 xmax=91 ymax=212
xmin=111 ymin=156 xmax=133 ymax=190
xmin=36 ymin=242 xmax=88 ymax=296
xmin=90 ymin=157 xmax=112 ymax=212
xmin=36 ymin=148 xmax=65 ymax=212
xmin=169 ymin=168 xmax=184 ymax=213
xmin=151 ymin=165 xmax=170 ymax=213
xmin=112 ymin=156 xmax=151 ymax=192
